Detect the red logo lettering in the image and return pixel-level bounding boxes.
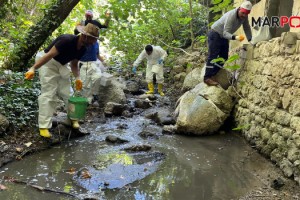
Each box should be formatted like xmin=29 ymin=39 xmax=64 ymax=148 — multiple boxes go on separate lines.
xmin=280 ymin=16 xmax=289 ymax=27
xmin=290 ymin=16 xmax=300 ymax=28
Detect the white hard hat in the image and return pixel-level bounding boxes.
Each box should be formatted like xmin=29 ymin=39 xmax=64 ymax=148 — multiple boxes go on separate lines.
xmin=240 ymin=1 xmax=252 ymax=11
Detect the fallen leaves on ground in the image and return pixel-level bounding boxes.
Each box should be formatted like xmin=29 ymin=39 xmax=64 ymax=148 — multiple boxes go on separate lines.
xmin=80 ymin=169 xmax=92 ymax=179
xmin=15 ymin=147 xmax=23 ymax=152
xmin=0 ymin=184 xmax=7 ymax=190
xmin=24 ymin=142 xmax=32 ymax=147
xmin=66 ymin=167 xmax=76 ymax=175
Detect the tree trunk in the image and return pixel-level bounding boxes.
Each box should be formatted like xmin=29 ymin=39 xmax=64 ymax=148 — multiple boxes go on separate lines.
xmin=188 ymin=0 xmax=195 ymax=49
xmin=4 ymin=0 xmax=80 ymax=71
xmin=0 ymin=0 xmax=9 ymax=8
xmin=0 ymin=0 xmax=9 ymax=19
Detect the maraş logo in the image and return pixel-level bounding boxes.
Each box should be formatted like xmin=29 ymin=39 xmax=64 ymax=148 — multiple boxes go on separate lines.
xmin=251 ymin=16 xmax=300 ymax=28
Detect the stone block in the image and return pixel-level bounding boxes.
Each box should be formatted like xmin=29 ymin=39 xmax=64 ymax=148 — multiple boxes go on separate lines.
xmin=287 ymin=145 xmax=300 ymax=162
xmin=281 ymin=128 xmax=294 ymax=139
xmin=296 ymin=32 xmax=300 ymax=40
xmin=244 ymin=44 xmax=253 ymax=59
xmin=253 ymin=47 xmax=260 ymax=59
xmin=271 ymin=37 xmax=281 ymax=55
xmin=284 ymin=45 xmax=296 ymax=55
xmin=266 ymin=107 xmax=276 ymax=120
xmin=260 ymin=128 xmax=271 ymax=143
xmin=292 ymin=132 xmax=300 ymax=147
xmin=280 ymin=159 xmax=294 ymax=177
xmin=281 ymin=32 xmax=297 ymax=45
xmin=291 ymin=116 xmax=300 ymax=132
xmin=262 ymin=63 xmax=273 ymax=76
xmin=292 ymin=63 xmax=300 ymax=79
xmin=274 ymin=110 xmax=291 ymax=126
xmin=282 ymin=89 xmax=292 ymax=110
xmin=270 ymin=148 xmax=283 ymax=164
xmin=296 ymin=40 xmax=300 ymax=54
xmin=255 ymin=115 xmax=265 ymax=125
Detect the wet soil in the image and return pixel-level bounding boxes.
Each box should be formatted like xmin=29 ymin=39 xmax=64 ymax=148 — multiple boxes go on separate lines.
xmin=0 ymin=126 xmax=88 ymax=168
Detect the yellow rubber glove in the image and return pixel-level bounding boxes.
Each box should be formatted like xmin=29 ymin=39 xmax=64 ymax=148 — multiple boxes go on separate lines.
xmin=75 ymin=78 xmax=83 ymax=91
xmin=25 ymin=67 xmax=35 ymax=80
xmin=236 ymin=35 xmax=245 ymax=42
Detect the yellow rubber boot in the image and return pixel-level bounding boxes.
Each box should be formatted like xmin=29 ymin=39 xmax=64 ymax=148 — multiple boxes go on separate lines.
xmin=39 ymin=129 xmax=52 ymax=138
xmin=72 ymin=120 xmax=80 ymax=129
xmin=158 ymin=83 xmax=165 ymax=96
xmin=145 ymin=83 xmax=154 ymax=94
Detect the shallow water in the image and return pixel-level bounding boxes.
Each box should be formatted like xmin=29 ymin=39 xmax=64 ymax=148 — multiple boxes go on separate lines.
xmin=0 ymin=116 xmax=271 ymax=200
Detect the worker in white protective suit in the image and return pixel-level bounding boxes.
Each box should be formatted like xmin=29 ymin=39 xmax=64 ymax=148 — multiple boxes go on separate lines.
xmin=132 ymin=45 xmax=167 ymax=96
xmin=79 ymin=43 xmax=103 ymax=104
xmin=74 ymin=11 xmax=111 ymax=104
xmin=24 ymin=23 xmax=99 ymax=138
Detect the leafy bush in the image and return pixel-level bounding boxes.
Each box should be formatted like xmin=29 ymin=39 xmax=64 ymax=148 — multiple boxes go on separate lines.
xmin=0 ymin=71 xmax=40 ymax=132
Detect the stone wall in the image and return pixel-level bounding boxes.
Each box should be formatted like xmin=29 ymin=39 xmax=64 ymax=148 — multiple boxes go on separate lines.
xmin=234 ymin=32 xmax=300 ymax=185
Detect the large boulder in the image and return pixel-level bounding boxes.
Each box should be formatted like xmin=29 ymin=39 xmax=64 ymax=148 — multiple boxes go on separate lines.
xmin=182 ymin=66 xmax=231 ymax=92
xmin=97 ymin=78 xmax=126 ymax=108
xmin=124 ymin=80 xmax=140 ymax=94
xmin=144 ymin=108 xmax=176 ymax=125
xmin=104 ymin=102 xmax=125 ymax=116
xmin=174 ymin=83 xmax=234 ymax=135
xmin=213 ymin=68 xmax=232 ymax=90
xmin=182 ymin=67 xmax=203 ymax=91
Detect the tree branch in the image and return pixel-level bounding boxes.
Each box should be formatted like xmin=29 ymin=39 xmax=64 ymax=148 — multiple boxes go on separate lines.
xmin=3 ymin=176 xmax=80 ymax=199
xmin=156 ymin=38 xmax=194 ymax=56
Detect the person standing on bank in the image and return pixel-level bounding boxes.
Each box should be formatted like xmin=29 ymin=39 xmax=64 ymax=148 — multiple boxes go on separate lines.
xmin=132 ymin=45 xmax=168 ymax=96
xmin=74 ymin=10 xmax=110 ymax=35
xmin=24 ymin=23 xmax=100 ymax=138
xmin=204 ymin=1 xmax=252 ymax=86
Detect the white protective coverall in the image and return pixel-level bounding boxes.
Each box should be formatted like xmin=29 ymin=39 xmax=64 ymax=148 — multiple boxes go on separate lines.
xmin=79 ymin=61 xmax=102 ymax=103
xmin=36 ymin=52 xmax=71 ymax=128
xmin=133 ymin=46 xmax=167 ymax=83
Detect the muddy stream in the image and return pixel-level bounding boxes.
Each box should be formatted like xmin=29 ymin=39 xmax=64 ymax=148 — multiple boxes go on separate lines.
xmin=0 ymin=99 xmax=294 ymax=200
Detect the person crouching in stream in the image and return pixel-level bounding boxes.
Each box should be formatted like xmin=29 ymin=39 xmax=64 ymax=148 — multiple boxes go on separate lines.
xmin=132 ymin=44 xmax=168 ymax=96
xmin=24 ymin=23 xmax=99 ymax=138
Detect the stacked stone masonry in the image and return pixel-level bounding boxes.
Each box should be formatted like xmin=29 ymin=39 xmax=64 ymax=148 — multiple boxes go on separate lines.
xmin=234 ymin=32 xmax=300 ymax=185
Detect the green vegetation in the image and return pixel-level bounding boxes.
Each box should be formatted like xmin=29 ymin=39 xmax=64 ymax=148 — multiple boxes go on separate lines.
xmin=0 ymin=70 xmax=40 ymax=131
xmin=211 ymin=54 xmax=240 ymax=71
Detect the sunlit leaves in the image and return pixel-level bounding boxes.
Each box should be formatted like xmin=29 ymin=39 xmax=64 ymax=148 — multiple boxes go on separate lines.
xmin=178 ymin=17 xmax=192 ymax=25
xmin=224 ymin=64 xmax=240 ymax=71
xmin=211 ymin=57 xmax=226 ymax=64
xmin=196 ymin=35 xmax=207 ymax=44
xmin=211 ymin=54 xmax=241 ymax=71
xmin=102 ymin=0 xmax=208 ymax=67
xmin=226 ymin=54 xmax=239 ymax=63
xmin=210 ymin=0 xmax=234 ymax=14
xmin=224 ymin=54 xmax=241 ymax=71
